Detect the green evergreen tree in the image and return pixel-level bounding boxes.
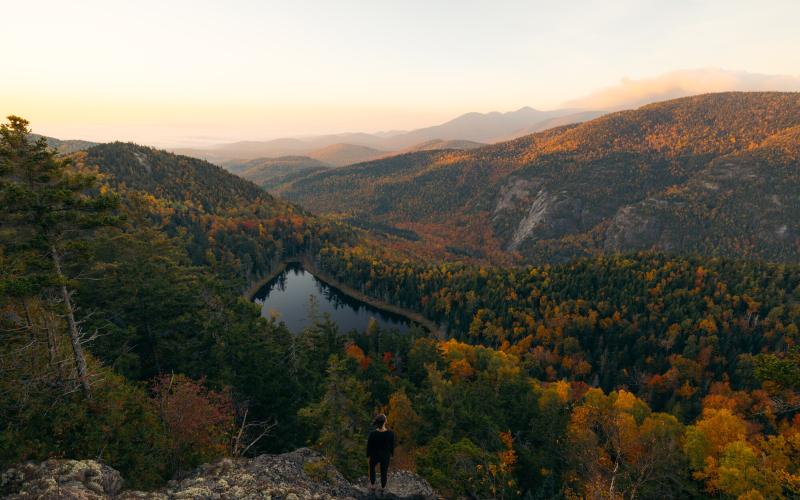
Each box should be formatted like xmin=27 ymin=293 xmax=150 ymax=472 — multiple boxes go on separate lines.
xmin=0 ymin=115 xmax=118 ymax=397
xmin=299 ymin=355 xmax=371 ymax=479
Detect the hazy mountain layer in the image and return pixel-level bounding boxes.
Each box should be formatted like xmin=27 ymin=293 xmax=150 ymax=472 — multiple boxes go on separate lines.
xmin=222 ymin=156 xmax=331 ymax=190
xmin=401 ymin=138 xmax=485 ymax=153
xmin=171 ymin=107 xmax=599 ymax=164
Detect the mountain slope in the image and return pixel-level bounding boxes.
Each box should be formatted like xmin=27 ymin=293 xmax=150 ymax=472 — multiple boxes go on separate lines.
xmin=85 ymin=142 xmax=273 ymax=212
xmin=278 ymin=92 xmax=800 ymax=263
xmin=603 ymin=124 xmax=800 ymax=261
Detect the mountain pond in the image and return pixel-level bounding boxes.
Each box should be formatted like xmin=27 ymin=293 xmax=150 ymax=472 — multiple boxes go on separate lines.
xmin=252 ymin=262 xmax=413 ymax=333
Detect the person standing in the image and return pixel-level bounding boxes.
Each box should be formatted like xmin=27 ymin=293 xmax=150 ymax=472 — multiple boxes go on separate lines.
xmin=366 ymin=413 xmax=395 ymax=494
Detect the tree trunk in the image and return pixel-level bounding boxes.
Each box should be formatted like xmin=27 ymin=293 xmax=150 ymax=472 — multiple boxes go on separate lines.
xmin=43 ymin=309 xmax=65 ymax=381
xmin=51 ymin=245 xmax=91 ymax=398
xmin=43 ymin=310 xmax=58 ymax=370
xmin=21 ymin=298 xmax=37 ymax=374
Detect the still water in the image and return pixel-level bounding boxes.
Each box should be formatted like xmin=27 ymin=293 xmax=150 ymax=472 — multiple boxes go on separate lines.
xmin=253 ymin=263 xmax=412 ymax=333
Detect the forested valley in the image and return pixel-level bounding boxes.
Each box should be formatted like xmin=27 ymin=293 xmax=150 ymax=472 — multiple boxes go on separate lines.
xmin=2 ymin=107 xmax=800 ymax=499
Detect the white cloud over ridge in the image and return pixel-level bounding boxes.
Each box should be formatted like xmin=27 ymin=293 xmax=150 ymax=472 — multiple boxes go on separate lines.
xmin=563 ymin=68 xmax=800 ymax=111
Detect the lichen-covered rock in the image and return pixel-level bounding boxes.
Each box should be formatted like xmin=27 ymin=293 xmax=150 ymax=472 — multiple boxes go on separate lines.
xmin=1 ymin=459 xmax=123 ymax=499
xmin=155 ymin=448 xmax=357 ymax=499
xmin=355 ymin=470 xmax=437 ymax=499
xmin=2 ymin=449 xmax=438 ymax=499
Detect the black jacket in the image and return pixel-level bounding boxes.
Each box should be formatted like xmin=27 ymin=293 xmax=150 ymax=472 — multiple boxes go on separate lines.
xmin=366 ymin=429 xmax=395 ymax=458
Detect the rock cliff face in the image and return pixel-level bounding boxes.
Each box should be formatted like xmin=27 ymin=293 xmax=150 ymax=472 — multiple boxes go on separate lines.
xmin=1 ymin=449 xmax=436 ymax=500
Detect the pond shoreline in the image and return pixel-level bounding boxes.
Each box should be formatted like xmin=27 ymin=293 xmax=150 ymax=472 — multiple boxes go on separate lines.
xmin=245 ymin=257 xmax=444 ymax=338
xmin=243 ymin=259 xmax=299 ymax=301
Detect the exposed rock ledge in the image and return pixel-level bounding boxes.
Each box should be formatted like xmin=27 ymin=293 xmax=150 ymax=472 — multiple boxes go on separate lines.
xmin=1 ymin=448 xmax=437 ymax=500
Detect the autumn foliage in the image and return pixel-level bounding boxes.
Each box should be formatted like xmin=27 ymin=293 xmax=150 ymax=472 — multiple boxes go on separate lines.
xmin=152 ymin=375 xmax=235 ymax=473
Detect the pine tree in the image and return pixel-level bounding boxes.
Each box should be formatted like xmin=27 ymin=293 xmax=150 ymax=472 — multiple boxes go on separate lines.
xmin=298 ymin=355 xmax=371 ymax=479
xmin=0 ymin=116 xmax=118 ymax=397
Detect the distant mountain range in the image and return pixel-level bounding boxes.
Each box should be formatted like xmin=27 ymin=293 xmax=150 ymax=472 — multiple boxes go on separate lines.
xmin=276 ymin=92 xmax=800 ymax=263
xmin=171 ymin=107 xmax=602 ymax=164
xmin=176 ymin=67 xmax=800 ymax=166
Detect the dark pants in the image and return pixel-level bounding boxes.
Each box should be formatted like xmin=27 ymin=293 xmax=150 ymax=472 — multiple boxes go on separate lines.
xmin=369 ymin=454 xmax=390 ymax=488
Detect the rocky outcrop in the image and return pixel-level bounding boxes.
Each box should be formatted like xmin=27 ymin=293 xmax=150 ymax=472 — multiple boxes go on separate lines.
xmin=506 ymin=189 xmax=558 ymax=250
xmin=1 ymin=449 xmax=438 ymax=500
xmin=355 ymin=471 xmax=436 ymax=499
xmin=492 ymin=178 xmax=542 ymax=215
xmin=604 ymin=201 xmax=666 ymax=252
xmin=494 ymin=184 xmax=587 ymax=251
xmin=1 ymin=459 xmax=124 ymax=499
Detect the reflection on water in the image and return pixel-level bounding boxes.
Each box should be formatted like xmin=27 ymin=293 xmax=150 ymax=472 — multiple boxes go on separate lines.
xmin=253 ymin=263 xmax=411 ymax=333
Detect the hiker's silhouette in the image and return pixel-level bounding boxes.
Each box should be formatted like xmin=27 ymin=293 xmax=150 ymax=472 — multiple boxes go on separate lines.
xmin=366 ymin=413 xmax=395 ymax=494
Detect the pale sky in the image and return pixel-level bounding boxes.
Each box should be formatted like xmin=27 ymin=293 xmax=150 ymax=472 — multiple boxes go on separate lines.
xmin=2 ymin=0 xmax=799 ymax=146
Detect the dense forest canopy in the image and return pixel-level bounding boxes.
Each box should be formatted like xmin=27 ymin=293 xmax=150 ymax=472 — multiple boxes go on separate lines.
xmin=2 ymin=97 xmax=800 ymax=499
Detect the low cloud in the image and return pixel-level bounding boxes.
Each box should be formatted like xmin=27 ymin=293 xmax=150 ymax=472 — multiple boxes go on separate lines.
xmin=563 ymin=68 xmax=800 ymax=110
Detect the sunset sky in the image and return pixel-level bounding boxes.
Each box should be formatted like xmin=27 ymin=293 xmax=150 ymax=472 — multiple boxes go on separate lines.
xmin=2 ymin=0 xmax=799 ymax=146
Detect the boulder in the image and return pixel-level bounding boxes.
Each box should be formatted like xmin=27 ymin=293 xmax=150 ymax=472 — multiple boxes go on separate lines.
xmin=355 ymin=470 xmax=437 ymax=499
xmin=1 ymin=459 xmax=124 ymax=499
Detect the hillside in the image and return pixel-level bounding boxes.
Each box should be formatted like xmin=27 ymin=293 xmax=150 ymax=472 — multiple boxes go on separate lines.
xmin=222 ymin=155 xmax=330 ymax=189
xmin=279 ymin=92 xmax=800 ymax=263
xmin=603 ymin=125 xmax=800 ymax=260
xmin=85 ymin=142 xmax=274 ymax=211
